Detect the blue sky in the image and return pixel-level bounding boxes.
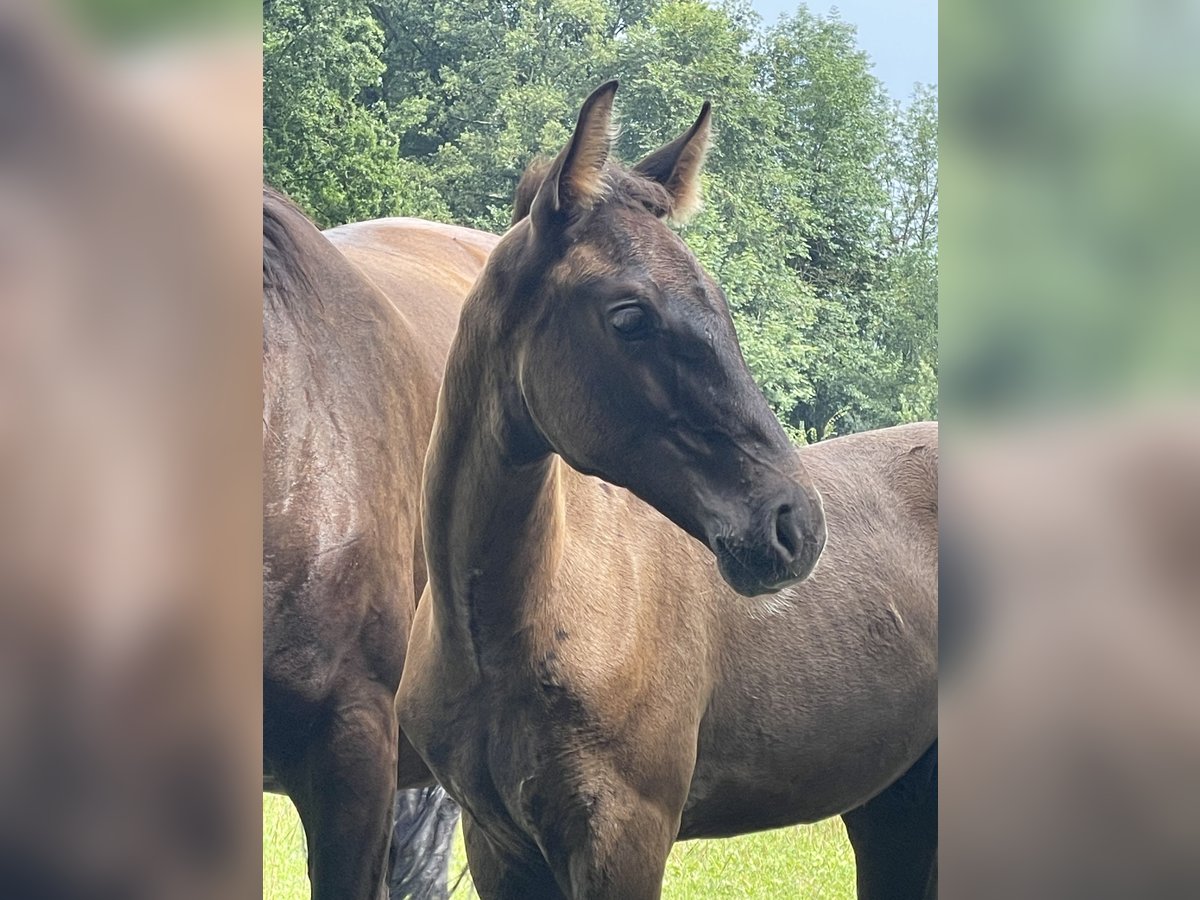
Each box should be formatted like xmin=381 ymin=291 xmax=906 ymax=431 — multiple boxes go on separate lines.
xmin=747 ymin=0 xmax=937 ymax=101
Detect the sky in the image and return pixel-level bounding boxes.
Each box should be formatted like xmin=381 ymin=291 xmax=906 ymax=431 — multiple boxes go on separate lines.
xmin=748 ymin=0 xmax=938 ymax=101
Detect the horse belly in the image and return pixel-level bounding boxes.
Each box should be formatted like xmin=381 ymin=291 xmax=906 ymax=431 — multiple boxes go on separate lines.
xmin=680 ymin=645 xmax=936 ymax=837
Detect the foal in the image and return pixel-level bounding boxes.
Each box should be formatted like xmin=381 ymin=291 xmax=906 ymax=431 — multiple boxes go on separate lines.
xmin=398 ymin=83 xmax=937 ymax=899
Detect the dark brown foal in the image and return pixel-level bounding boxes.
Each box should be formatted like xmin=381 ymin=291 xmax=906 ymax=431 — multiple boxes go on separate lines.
xmin=397 ymin=84 xmax=936 ymax=899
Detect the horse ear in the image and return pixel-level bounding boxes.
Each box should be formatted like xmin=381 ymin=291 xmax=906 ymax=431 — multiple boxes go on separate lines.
xmin=531 ymin=81 xmax=618 ymax=228
xmin=633 ymin=101 xmax=712 ymax=222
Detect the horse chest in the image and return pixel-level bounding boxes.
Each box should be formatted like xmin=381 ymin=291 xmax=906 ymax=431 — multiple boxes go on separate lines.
xmin=428 ymin=697 xmax=556 ymax=843
xmin=437 ymin=655 xmax=618 ymax=805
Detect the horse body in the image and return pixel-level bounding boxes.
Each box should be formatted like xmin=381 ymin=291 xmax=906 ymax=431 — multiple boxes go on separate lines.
xmin=326 ymin=217 xmax=497 ymax=387
xmin=683 ymin=424 xmax=937 ymax=836
xmin=326 ymin=216 xmax=498 ymax=653
xmin=264 ymin=189 xmax=418 ymax=899
xmin=262 ymin=189 xmax=494 ymax=899
xmin=397 ymin=84 xmax=937 ymax=899
xmin=402 ymin=404 xmax=936 ymax=890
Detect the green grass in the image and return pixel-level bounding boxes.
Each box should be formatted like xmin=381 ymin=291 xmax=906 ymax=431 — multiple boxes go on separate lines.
xmin=264 ymin=794 xmax=311 ymax=900
xmin=264 ymin=793 xmax=856 ymax=899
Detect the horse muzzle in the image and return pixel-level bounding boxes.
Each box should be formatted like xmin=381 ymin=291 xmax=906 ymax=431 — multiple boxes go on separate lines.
xmin=710 ymin=488 xmax=826 ymax=597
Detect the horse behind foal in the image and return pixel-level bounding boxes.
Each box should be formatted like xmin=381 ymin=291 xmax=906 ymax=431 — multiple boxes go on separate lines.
xmin=397 ymin=83 xmax=937 ymax=899
xmin=324 ymin=213 xmax=500 ymax=899
xmin=262 ymin=188 xmax=494 ymax=899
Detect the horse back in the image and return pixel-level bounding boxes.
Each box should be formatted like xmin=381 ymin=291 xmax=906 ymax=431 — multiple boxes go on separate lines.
xmin=801 ymin=420 xmax=938 ymax=615
xmin=853 ymin=420 xmax=937 ymax=553
xmin=325 ymin=217 xmax=499 ymax=380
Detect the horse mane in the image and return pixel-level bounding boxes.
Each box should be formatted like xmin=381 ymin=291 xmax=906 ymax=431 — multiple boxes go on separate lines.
xmin=263 ymin=185 xmax=320 ymax=314
xmin=510 ymin=157 xmax=674 ymax=225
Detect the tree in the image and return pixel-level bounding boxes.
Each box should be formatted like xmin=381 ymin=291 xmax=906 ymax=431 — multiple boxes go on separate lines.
xmin=262 ymin=0 xmax=938 ymax=436
xmin=264 ymin=0 xmax=448 ymax=226
xmin=371 ymin=0 xmax=627 ymax=231
xmin=876 ymin=84 xmax=938 ymax=422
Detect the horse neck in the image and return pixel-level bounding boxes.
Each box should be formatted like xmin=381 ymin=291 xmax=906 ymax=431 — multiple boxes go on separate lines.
xmin=421 ymin=313 xmax=566 ymax=668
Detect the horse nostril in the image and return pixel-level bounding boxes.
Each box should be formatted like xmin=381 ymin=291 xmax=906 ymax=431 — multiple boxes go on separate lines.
xmin=774 ymin=504 xmax=798 ymax=559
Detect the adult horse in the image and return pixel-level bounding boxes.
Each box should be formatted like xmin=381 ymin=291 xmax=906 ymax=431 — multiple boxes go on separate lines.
xmin=262 ymin=187 xmax=496 ymax=899
xmin=397 ymin=83 xmax=938 ymax=899
xmin=325 ymin=210 xmax=501 ymax=900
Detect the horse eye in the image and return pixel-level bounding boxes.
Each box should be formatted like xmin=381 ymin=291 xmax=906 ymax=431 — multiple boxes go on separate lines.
xmin=609 ymin=304 xmax=651 ymax=338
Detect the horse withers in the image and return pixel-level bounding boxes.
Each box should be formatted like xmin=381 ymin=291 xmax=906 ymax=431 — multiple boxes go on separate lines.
xmin=397 ymin=83 xmax=937 ymax=899
xmin=262 ymin=188 xmax=495 ymax=899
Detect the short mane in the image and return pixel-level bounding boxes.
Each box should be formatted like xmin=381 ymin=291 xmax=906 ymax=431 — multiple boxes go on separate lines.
xmin=510 ymin=159 xmax=674 ymax=226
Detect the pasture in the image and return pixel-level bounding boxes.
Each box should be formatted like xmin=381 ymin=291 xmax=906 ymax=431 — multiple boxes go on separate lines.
xmin=263 ymin=794 xmax=856 ymax=899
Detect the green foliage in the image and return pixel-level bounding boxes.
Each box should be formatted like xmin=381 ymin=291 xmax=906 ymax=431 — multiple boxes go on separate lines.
xmin=263 ymin=0 xmax=937 ymax=436
xmin=264 ymin=0 xmax=450 ymax=226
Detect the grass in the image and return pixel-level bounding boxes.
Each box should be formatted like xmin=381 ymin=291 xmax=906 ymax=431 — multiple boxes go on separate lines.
xmin=264 ymin=793 xmax=856 ymax=899
xmin=263 ymin=794 xmax=311 ymax=900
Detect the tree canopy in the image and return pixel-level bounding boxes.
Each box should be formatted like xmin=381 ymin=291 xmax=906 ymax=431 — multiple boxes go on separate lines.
xmin=263 ymin=0 xmax=937 ymax=437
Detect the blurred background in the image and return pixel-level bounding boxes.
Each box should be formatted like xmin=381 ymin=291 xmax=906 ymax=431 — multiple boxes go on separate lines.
xmin=940 ymin=0 xmax=1200 ymax=896
xmin=0 ymin=0 xmax=260 ymax=896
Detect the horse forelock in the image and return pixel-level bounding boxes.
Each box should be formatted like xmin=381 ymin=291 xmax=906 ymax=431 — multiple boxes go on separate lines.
xmin=505 ymin=160 xmax=686 ymax=307
xmin=511 ymin=159 xmax=674 ymax=226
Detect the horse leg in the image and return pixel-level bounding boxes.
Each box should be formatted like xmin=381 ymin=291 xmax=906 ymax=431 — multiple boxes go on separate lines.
xmin=461 ymin=812 xmax=565 ymax=900
xmin=541 ymin=787 xmax=676 ymax=900
xmin=387 ymin=785 xmax=460 ymax=900
xmin=842 ymin=741 xmax=938 ymax=900
xmin=279 ymin=685 xmax=398 ymax=900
